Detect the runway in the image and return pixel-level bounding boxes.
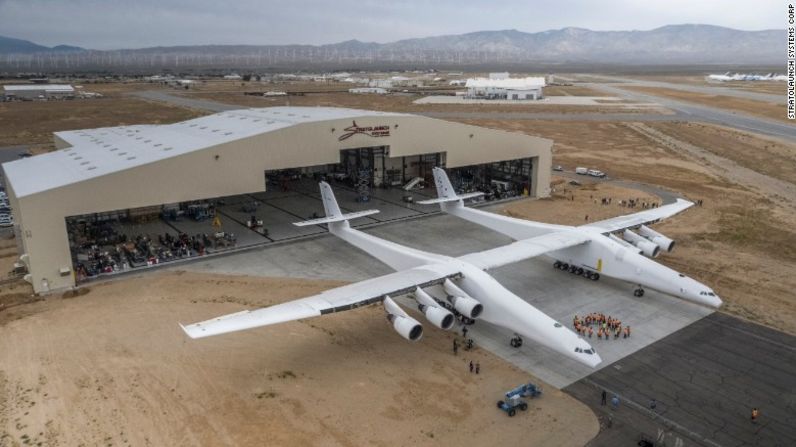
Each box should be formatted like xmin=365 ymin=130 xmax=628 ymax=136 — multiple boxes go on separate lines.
xmin=566 ymin=312 xmax=796 ymax=447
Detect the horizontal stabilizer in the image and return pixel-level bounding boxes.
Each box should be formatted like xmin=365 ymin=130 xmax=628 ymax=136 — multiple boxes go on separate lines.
xmin=293 ymin=209 xmax=379 ymax=226
xmin=417 ymin=192 xmax=484 ymax=205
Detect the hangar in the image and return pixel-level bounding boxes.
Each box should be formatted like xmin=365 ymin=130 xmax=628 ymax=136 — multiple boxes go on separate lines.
xmin=2 ymin=106 xmax=553 ymax=294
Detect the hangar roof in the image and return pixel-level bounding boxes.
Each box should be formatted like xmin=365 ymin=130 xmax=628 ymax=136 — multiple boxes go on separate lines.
xmin=465 ymin=77 xmax=546 ymax=89
xmin=3 ymin=106 xmax=405 ymax=198
xmin=3 ymin=84 xmax=75 ymax=92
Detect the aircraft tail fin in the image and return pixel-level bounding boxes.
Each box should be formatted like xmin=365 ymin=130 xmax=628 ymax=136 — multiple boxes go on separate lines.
xmin=417 ymin=167 xmax=483 ymax=205
xmin=293 ymin=182 xmax=379 ymax=227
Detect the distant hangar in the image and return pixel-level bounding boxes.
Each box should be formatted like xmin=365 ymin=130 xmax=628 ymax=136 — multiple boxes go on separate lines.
xmin=2 ymin=106 xmax=553 ymax=293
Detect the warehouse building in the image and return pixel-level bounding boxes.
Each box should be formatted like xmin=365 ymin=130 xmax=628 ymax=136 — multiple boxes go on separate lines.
xmin=3 ymin=84 xmax=75 ymax=100
xmin=465 ymin=77 xmax=546 ymax=100
xmin=2 ymin=106 xmax=552 ymax=294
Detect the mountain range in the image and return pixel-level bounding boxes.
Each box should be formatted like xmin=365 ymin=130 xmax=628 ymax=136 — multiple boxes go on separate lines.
xmin=0 ymin=25 xmax=781 ymax=71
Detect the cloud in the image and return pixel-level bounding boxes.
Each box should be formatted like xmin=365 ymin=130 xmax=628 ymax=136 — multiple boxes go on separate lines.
xmin=0 ymin=0 xmax=784 ymax=49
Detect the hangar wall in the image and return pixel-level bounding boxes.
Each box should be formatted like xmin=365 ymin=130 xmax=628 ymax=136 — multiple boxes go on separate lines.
xmin=10 ymin=112 xmax=552 ymax=293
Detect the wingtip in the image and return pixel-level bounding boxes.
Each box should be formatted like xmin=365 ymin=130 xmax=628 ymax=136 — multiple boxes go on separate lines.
xmin=178 ymin=322 xmax=196 ymax=339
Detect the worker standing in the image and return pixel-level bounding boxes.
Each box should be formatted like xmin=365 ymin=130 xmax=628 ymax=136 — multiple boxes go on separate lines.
xmin=462 ymin=326 xmax=468 ymax=339
xmin=475 ymin=363 xmax=480 ymax=375
xmin=588 ymin=327 xmax=593 ymax=338
xmin=601 ymin=390 xmax=607 ymax=406
xmin=751 ymin=408 xmax=759 ymax=424
xmin=469 ymin=360 xmax=473 ymax=373
xmin=453 ymin=339 xmax=459 ymax=356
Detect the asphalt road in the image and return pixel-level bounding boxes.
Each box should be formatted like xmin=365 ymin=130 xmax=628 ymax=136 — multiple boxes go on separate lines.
xmin=585 ymin=83 xmax=796 ymax=141
xmin=581 ymin=74 xmax=783 ymax=104
xmin=566 ymin=312 xmax=796 ymax=447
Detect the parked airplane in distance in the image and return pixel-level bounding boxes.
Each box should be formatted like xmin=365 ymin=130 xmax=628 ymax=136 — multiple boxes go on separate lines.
xmin=181 ymin=182 xmax=602 ymax=368
xmin=706 ymin=72 xmax=783 ymax=82
xmin=420 ymin=168 xmax=722 ymax=308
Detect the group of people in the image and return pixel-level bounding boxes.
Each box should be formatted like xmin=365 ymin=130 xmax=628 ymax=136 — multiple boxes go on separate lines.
xmin=573 ymin=313 xmax=631 ymax=340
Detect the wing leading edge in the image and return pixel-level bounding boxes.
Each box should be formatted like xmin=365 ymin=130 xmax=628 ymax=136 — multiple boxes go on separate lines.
xmin=582 ymin=198 xmax=694 ymax=234
xmin=180 ymin=264 xmax=461 ymax=339
xmin=458 ymin=231 xmax=591 ymax=270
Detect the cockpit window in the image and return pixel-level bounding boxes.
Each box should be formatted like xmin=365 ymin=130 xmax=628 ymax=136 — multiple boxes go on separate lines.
xmin=554 ymin=323 xmax=562 ymax=328
xmin=574 ymin=347 xmax=582 ymax=353
xmin=708 ymin=292 xmax=716 ymax=296
xmin=584 ymin=349 xmax=594 ymax=355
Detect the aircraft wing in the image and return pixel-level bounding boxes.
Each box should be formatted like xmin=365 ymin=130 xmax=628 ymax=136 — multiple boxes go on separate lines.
xmin=458 ymin=231 xmax=591 ymax=270
xmin=580 ymin=198 xmax=694 ymax=234
xmin=180 ymin=264 xmax=461 ymax=339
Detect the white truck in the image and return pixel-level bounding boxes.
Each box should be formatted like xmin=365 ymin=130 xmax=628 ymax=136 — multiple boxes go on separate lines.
xmin=575 ymin=167 xmax=588 ymax=175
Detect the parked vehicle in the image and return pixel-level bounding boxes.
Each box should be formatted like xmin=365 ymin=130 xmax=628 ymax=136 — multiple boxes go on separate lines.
xmin=553 ymin=165 xmax=563 ymax=171
xmin=587 ymin=169 xmax=606 ymax=178
xmin=575 ymin=167 xmax=588 ymax=175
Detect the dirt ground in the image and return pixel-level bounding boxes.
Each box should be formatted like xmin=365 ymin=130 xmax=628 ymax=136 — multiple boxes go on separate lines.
xmin=0 ymin=271 xmax=598 ymax=447
xmin=508 ymin=179 xmax=660 ymax=225
xmin=647 ymin=122 xmax=796 ymax=185
xmin=455 ymin=118 xmax=796 ymax=335
xmin=182 ymin=90 xmax=655 ymax=116
xmin=623 ymin=86 xmax=788 ymax=122
xmin=0 ymin=97 xmax=206 ymax=151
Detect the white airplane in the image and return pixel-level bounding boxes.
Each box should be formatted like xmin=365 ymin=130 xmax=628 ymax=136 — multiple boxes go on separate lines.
xmin=419 ymin=168 xmax=722 ymax=309
xmin=707 ymin=72 xmax=781 ymax=82
xmin=180 ymin=182 xmax=602 ymax=368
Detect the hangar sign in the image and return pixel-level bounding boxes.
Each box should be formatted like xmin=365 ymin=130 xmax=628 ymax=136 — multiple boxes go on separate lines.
xmin=338 ymin=120 xmax=391 ymax=141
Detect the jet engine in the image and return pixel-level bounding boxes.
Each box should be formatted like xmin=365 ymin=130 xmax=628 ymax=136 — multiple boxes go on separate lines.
xmin=383 ymin=295 xmax=423 ymax=341
xmin=413 ymin=288 xmax=455 ymax=330
xmin=622 ymin=230 xmax=660 ymax=258
xmin=443 ymin=279 xmax=484 ymax=319
xmin=638 ymin=225 xmax=675 ymax=252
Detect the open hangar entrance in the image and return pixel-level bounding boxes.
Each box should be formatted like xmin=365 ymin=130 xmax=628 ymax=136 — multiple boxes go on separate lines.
xmin=67 ymin=150 xmax=536 ymax=282
xmin=3 ymin=106 xmax=553 ymax=293
xmin=268 ymin=146 xmax=534 ymax=203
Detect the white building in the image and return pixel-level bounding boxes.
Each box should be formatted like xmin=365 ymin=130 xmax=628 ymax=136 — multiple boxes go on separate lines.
xmin=465 ymin=77 xmax=546 ymax=100
xmin=223 ymin=74 xmax=242 ymax=80
xmin=349 ymin=87 xmax=388 ymax=94
xmin=3 ymin=84 xmax=75 ymax=100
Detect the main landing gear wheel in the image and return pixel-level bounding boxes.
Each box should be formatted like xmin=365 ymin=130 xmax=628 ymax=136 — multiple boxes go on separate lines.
xmin=510 ymin=335 xmax=523 ymax=348
xmin=633 ymin=288 xmax=645 ymax=297
xmin=554 ymin=261 xmax=562 ymax=269
xmin=589 ymin=272 xmax=600 ymax=281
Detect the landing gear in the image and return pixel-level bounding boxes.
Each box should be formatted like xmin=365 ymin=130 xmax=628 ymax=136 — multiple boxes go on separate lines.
xmin=510 ymin=335 xmax=523 ymax=348
xmin=633 ymin=287 xmax=645 ymax=297
xmin=554 ymin=261 xmax=600 ymax=281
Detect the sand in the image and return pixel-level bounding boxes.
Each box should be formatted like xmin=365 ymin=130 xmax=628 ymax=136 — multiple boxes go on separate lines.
xmin=0 ymin=271 xmax=597 ymax=447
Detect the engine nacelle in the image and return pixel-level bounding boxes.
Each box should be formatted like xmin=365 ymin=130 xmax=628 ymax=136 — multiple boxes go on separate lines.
xmin=383 ymin=295 xmax=423 ymax=341
xmin=451 ymin=296 xmax=484 ymax=319
xmin=443 ymin=279 xmax=484 ymax=319
xmin=623 ymin=230 xmax=660 ymax=258
xmin=414 ymin=287 xmax=455 ymax=330
xmin=639 ymin=225 xmax=675 ymax=252
xmin=420 ymin=304 xmax=455 ymax=330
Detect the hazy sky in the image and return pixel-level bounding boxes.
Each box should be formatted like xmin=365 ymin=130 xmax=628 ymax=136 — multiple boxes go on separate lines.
xmin=0 ymin=0 xmax=785 ymax=49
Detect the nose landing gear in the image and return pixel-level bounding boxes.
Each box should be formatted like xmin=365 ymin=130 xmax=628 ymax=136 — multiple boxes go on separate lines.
xmin=633 ymin=287 xmax=645 ymax=297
